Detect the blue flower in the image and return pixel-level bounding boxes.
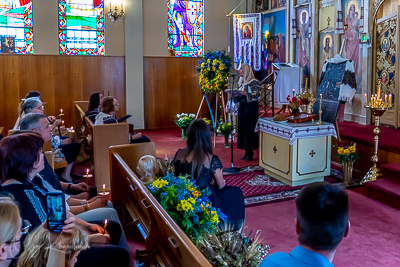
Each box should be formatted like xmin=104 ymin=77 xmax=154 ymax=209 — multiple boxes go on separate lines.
xmin=193 ymin=215 xmax=199 ymax=224
xmin=160 ymin=192 xmax=167 ymax=198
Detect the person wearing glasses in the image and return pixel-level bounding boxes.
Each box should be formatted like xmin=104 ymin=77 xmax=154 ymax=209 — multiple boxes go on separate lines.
xmin=95 ymin=97 xmax=150 ymax=143
xmin=0 ymin=132 xmax=130 ymax=267
xmin=13 ymin=91 xmax=42 ymax=130
xmin=0 ymin=195 xmax=82 ymax=267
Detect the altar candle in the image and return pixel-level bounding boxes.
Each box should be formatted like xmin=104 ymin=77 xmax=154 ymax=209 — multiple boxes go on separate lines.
xmin=103 ymin=184 xmax=106 ymax=194
xmin=385 ymin=94 xmax=388 ymax=104
xmin=389 ymin=94 xmax=392 ymax=104
xmin=319 ymin=94 xmax=322 ymax=109
xmin=60 ymin=109 xmax=63 ymax=114
xmin=121 ymin=1 xmax=123 ymax=11
xmin=377 ymin=88 xmax=381 ymax=102
xmin=364 ymin=93 xmax=367 ymax=104
xmin=86 ymin=169 xmax=89 ymax=176
xmin=104 ymin=219 xmax=108 ymax=234
xmin=62 ymin=120 xmax=64 ymax=126
xmin=109 ymin=2 xmax=111 ymax=10
xmin=292 ymin=88 xmax=295 ymax=97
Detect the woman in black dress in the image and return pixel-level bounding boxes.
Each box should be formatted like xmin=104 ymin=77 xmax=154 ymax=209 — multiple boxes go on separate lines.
xmin=236 ymin=64 xmax=261 ymax=161
xmin=173 ymin=119 xmax=245 ymax=230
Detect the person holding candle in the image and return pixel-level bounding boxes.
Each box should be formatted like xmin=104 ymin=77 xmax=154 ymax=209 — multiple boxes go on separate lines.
xmin=235 ymin=64 xmax=260 ymax=161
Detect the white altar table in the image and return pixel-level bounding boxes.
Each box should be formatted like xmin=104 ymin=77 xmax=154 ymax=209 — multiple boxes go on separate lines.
xmin=255 ymin=118 xmax=337 ymax=186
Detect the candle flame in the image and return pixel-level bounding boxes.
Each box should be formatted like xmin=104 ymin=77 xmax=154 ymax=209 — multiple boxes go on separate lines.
xmin=104 ymin=219 xmax=107 ymax=225
xmin=86 ymin=169 xmax=89 ymax=175
xmin=103 ymin=184 xmax=106 ymax=189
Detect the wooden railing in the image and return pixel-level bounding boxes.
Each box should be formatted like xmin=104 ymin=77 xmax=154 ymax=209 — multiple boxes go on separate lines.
xmin=109 ymin=144 xmax=212 ymax=267
xmin=259 ymin=72 xmax=277 ymax=118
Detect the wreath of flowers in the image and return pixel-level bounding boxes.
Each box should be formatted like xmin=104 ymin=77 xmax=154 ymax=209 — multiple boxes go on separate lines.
xmin=196 ymin=51 xmax=232 ymax=95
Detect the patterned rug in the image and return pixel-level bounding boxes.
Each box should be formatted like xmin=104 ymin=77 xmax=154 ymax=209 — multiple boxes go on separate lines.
xmin=224 ymin=166 xmax=341 ymax=207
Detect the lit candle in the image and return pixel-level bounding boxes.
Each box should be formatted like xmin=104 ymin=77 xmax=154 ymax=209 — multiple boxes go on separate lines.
xmin=86 ymin=169 xmax=89 ymax=176
xmin=377 ymin=88 xmax=381 ymax=102
xmin=385 ymin=94 xmax=388 ymax=104
xmin=109 ymin=2 xmax=111 ymax=10
xmin=71 ymin=126 xmax=74 ymax=132
xmin=60 ymin=109 xmax=63 ymax=114
xmin=121 ymin=1 xmax=123 ymax=11
xmin=62 ymin=120 xmax=64 ymax=126
xmin=319 ymin=93 xmax=322 ymax=109
xmin=104 ymin=219 xmax=108 ymax=234
xmin=292 ymin=88 xmax=295 ymax=97
xmin=364 ymin=93 xmax=367 ymax=104
xmin=389 ymin=94 xmax=392 ymax=104
xmin=103 ymin=184 xmax=106 ymax=194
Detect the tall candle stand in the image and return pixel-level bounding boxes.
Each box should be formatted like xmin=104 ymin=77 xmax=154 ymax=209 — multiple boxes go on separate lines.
xmin=362 ymin=79 xmax=393 ymax=184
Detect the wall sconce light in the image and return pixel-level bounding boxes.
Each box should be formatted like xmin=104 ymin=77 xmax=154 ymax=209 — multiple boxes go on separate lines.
xmin=107 ymin=2 xmax=125 ymax=22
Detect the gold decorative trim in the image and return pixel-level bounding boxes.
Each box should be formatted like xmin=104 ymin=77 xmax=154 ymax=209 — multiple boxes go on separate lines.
xmin=373 ymin=0 xmax=386 ymax=18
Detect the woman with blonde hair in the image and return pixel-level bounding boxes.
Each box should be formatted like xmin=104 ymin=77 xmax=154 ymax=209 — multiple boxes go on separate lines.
xmin=236 ymin=64 xmax=260 ymax=161
xmin=136 ymin=155 xmax=159 ymax=183
xmin=17 ymin=224 xmax=89 ymax=267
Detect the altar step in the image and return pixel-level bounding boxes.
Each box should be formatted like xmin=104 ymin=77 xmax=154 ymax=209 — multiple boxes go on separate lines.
xmin=364 ymin=163 xmax=400 ymax=210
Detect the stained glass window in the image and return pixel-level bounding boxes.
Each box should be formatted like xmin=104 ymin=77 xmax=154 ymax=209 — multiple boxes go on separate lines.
xmin=59 ymin=0 xmax=104 ymax=55
xmin=0 ymin=0 xmax=33 ymax=54
xmin=167 ymin=0 xmax=203 ymax=57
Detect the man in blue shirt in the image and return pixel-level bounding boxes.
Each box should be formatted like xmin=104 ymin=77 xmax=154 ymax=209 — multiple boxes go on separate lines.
xmin=260 ymin=182 xmax=350 ymax=267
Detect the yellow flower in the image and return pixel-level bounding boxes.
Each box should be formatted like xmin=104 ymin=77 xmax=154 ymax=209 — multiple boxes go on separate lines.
xmin=177 ymin=200 xmax=194 ymax=212
xmin=212 ymin=59 xmax=218 ymax=65
xmin=187 ymin=197 xmax=196 ymax=204
xmin=212 ymin=67 xmax=216 ymax=71
xmin=337 ymin=147 xmax=344 ymax=155
xmin=152 ymin=179 xmax=168 ymax=189
xmin=349 ymin=146 xmax=356 ymax=153
xmin=207 ymin=67 xmax=211 ymax=71
xmin=343 ymin=149 xmax=350 ymax=154
xmin=192 ymin=190 xmax=201 ymax=198
xmin=201 ymin=63 xmax=205 ymax=68
xmin=210 ymin=210 xmax=219 ymax=224
xmin=219 ymin=63 xmax=225 ymax=70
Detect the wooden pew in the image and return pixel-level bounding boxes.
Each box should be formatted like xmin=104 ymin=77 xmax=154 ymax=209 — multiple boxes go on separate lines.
xmin=109 ymin=144 xmax=212 ymax=267
xmin=74 ymin=102 xmax=129 ymax=189
xmin=74 ymin=101 xmax=89 ymax=139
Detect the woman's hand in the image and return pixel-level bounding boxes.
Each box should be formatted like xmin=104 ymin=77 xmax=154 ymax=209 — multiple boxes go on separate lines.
xmin=71 ymin=182 xmax=87 ymax=192
xmin=87 ymin=223 xmax=108 ymax=235
xmin=43 ymin=216 xmax=76 ymax=251
xmin=61 ymin=138 xmax=72 ymax=145
xmin=130 ymin=133 xmax=143 ymax=140
xmin=89 ymin=197 xmax=108 ymax=210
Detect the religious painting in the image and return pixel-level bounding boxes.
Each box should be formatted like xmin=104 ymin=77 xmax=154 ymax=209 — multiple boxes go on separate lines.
xmin=319 ymin=32 xmax=334 ymax=75
xmin=1 ymin=36 xmax=15 ymax=54
xmin=262 ymin=10 xmax=286 ymax=74
xmin=58 ymin=0 xmax=105 ymax=56
xmin=255 ymin=0 xmax=268 ymax=12
xmin=0 ymin=0 xmax=33 ymax=54
xmin=342 ymin=0 xmax=363 ymax=92
xmin=167 ymin=0 xmax=204 ymax=57
xmin=242 ymin=23 xmax=253 ymax=39
xmin=376 ymin=15 xmax=396 ymax=94
xmin=295 ymin=7 xmax=311 ymax=76
xmin=271 ymin=0 xmax=286 ymax=9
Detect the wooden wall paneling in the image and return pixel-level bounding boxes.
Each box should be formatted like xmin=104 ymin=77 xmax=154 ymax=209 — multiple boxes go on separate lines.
xmin=144 ymin=57 xmax=209 ymax=129
xmin=0 ymin=55 xmax=126 ymax=133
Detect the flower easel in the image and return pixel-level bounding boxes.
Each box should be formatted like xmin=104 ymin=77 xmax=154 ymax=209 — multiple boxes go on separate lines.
xmin=196 ymin=51 xmax=231 ymax=147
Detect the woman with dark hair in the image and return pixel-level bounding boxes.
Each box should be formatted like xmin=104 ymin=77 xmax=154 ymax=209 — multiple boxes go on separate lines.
xmin=173 ymin=119 xmax=245 ymax=230
xmin=0 ymin=132 xmax=130 ymax=267
xmin=95 ymin=97 xmax=150 ymax=143
xmin=85 ymin=92 xmax=103 ymax=124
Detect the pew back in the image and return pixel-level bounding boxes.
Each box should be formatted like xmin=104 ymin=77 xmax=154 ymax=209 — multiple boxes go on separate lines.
xmin=109 ymin=145 xmax=211 ymax=267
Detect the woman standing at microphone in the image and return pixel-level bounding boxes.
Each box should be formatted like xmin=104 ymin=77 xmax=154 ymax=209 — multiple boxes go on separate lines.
xmin=236 ymin=64 xmax=260 ymax=161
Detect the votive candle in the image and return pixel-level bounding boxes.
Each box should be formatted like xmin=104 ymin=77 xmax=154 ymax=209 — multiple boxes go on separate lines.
xmin=103 ymin=184 xmax=106 ymax=194
xmin=385 ymin=94 xmax=388 ymax=104
xmin=60 ymin=109 xmax=63 ymax=114
xmin=364 ymin=93 xmax=367 ymax=104
xmin=61 ymin=120 xmax=64 ymax=126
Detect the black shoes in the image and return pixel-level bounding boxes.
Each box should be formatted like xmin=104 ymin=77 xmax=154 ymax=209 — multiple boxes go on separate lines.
xmin=241 ymin=151 xmax=254 ymax=161
xmin=241 ymin=153 xmax=248 ymax=160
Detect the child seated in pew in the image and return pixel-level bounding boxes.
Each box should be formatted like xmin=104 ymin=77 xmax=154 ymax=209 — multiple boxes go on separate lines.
xmin=136 ymin=155 xmax=159 ymax=183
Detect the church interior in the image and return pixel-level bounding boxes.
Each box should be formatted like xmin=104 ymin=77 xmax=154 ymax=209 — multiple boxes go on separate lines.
xmin=0 ymin=0 xmax=399 ymax=266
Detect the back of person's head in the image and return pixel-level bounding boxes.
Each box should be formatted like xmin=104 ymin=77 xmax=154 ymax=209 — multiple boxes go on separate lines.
xmin=86 ymin=92 xmax=101 ymax=113
xmin=0 ymin=132 xmax=44 ymax=183
xmin=241 ymin=63 xmax=255 ymax=83
xmin=22 ymin=97 xmax=42 ymax=115
xmin=0 ymin=195 xmax=20 ymax=247
xmin=20 ymin=113 xmax=47 ymax=131
xmin=296 ymin=182 xmax=349 ymax=251
xmin=136 ymin=155 xmax=159 ymax=183
xmin=17 ymin=225 xmax=89 ymax=267
xmin=101 ymin=96 xmax=115 ymax=114
xmin=25 ymin=91 xmax=41 ymax=99
xmin=186 ymin=119 xmax=213 ymax=179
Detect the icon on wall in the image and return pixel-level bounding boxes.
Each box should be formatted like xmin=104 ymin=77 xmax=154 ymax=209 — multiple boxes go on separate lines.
xmin=242 ymin=22 xmax=254 ymax=39
xmin=1 ymin=36 xmax=15 ymax=54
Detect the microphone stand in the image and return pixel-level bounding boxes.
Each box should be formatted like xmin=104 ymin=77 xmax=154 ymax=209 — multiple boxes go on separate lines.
xmin=223 ymin=74 xmax=241 ymax=174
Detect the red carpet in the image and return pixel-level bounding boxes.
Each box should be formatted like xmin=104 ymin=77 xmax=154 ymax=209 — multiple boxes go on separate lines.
xmin=224 ymin=170 xmax=340 ymax=206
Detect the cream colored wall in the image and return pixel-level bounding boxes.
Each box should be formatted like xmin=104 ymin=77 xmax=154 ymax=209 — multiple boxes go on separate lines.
xmin=32 ymin=0 xmax=124 ymax=55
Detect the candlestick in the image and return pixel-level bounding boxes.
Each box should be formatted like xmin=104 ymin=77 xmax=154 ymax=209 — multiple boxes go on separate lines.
xmin=103 ymin=184 xmax=106 ymax=195
xmin=292 ymin=88 xmax=295 ymax=97
xmin=389 ymin=94 xmax=392 ymax=105
xmin=62 ymin=120 xmax=64 ymax=126
xmin=104 ymin=219 xmax=108 ymax=234
xmin=318 ymin=94 xmax=323 ymax=125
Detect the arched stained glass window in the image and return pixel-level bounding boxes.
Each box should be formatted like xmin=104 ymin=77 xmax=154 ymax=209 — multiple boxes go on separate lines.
xmin=0 ymin=0 xmax=33 ymax=54
xmin=167 ymin=0 xmax=203 ymax=57
xmin=59 ymin=0 xmax=104 ymax=55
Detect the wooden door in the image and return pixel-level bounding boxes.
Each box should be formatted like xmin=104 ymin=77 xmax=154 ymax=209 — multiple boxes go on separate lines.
xmin=375 ymin=13 xmax=398 ymax=127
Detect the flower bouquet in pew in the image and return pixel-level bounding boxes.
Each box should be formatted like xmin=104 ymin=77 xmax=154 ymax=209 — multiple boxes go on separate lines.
xmin=197 ymin=226 xmax=269 ymax=267
xmin=147 ymin=173 xmax=222 ymax=244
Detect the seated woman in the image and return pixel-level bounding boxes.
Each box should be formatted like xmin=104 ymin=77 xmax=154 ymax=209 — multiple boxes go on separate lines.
xmin=0 ymin=195 xmax=80 ymax=267
xmin=85 ymin=92 xmax=103 ymax=124
xmin=173 ymin=119 xmax=245 ymax=230
xmin=0 ymin=132 xmax=130 ymax=267
xmin=95 ymin=97 xmax=150 ymax=143
xmin=13 ymin=91 xmax=41 ymax=130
